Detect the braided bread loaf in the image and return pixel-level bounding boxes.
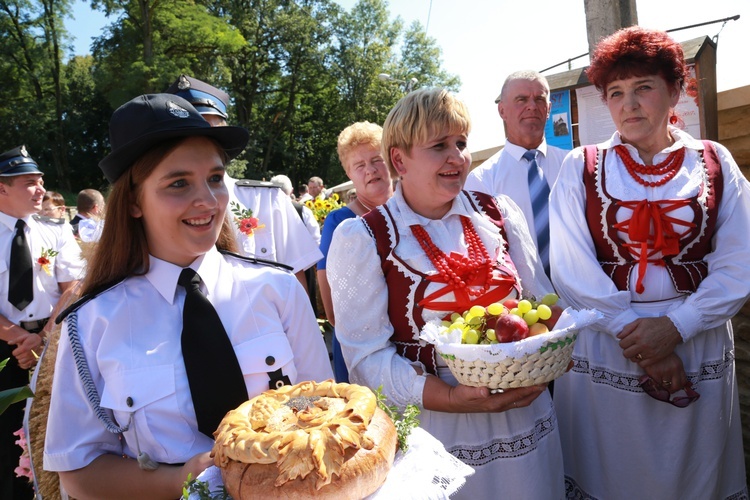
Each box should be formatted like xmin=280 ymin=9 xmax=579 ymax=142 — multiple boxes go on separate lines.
xmin=212 ymin=380 xmax=397 ymax=499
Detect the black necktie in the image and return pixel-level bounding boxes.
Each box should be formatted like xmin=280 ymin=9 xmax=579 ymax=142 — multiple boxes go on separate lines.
xmin=9 ymin=220 xmax=33 ymax=310
xmin=178 ymin=268 xmax=247 ymax=438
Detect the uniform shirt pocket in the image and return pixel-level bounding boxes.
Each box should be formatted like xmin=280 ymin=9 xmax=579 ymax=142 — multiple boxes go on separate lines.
xmin=234 ymin=332 xmax=298 ymax=397
xmin=101 ymin=365 xmax=195 ymax=463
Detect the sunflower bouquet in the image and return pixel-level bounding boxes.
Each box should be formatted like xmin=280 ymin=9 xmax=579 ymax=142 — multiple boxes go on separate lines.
xmin=304 ymin=193 xmax=343 ymax=227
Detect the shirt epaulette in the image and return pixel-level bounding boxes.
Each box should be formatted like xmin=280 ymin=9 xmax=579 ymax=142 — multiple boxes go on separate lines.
xmin=219 ymin=249 xmax=293 ymax=271
xmin=234 ymin=179 xmax=280 ymax=189
xmin=55 ymin=279 xmax=127 ymax=324
xmin=33 ymin=214 xmax=65 ymax=225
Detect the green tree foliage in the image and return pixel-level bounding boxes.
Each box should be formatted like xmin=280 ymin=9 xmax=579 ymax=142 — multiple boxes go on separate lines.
xmin=90 ymin=0 xmax=245 ymax=107
xmin=2 ymin=0 xmax=459 ymax=193
xmin=0 ymin=0 xmax=73 ymax=189
xmin=63 ymin=55 xmax=113 ymax=190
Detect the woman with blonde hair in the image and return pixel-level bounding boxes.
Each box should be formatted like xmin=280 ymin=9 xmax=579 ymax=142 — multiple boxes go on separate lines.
xmin=317 ymin=121 xmax=394 ymax=382
xmin=328 ymin=89 xmax=563 ymax=497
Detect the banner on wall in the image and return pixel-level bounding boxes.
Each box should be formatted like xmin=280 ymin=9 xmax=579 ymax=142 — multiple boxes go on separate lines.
xmin=545 ymin=90 xmax=573 ymax=151
xmin=576 ymin=64 xmax=701 ymax=146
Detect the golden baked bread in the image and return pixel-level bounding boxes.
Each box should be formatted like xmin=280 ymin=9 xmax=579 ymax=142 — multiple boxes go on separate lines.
xmin=212 ymin=380 xmax=397 ymax=499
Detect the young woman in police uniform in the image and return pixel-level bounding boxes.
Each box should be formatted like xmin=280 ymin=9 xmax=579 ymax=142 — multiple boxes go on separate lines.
xmin=43 ymin=94 xmax=333 ymax=498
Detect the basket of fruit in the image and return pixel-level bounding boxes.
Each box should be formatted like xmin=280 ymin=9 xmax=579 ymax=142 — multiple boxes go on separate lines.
xmin=419 ymin=294 xmax=600 ymax=390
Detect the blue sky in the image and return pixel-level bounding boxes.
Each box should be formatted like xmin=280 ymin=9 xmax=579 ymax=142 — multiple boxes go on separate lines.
xmin=68 ymin=0 xmax=750 ymax=152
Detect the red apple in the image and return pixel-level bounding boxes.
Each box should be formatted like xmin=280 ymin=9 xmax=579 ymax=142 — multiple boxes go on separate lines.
xmin=529 ymin=323 xmax=550 ymax=336
xmin=540 ymin=305 xmax=563 ymax=330
xmin=486 ymin=313 xmax=529 ymax=342
xmin=502 ymin=298 xmax=519 ymax=310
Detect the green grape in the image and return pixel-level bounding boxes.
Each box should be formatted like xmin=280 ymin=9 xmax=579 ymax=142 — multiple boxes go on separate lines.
xmin=441 ymin=320 xmax=452 ymax=328
xmin=450 ymin=322 xmax=467 ymax=332
xmin=466 ymin=314 xmax=483 ymax=326
xmin=541 ymin=293 xmax=559 ymax=306
xmin=517 ymin=299 xmax=533 ymax=314
xmin=523 ymin=309 xmax=540 ymax=326
xmin=537 ymin=304 xmax=552 ymax=320
xmin=485 ymin=328 xmax=497 ymax=341
xmin=450 ymin=312 xmax=462 ymax=322
xmin=486 ymin=302 xmax=504 ymax=316
xmin=469 ymin=305 xmax=486 ymax=317
xmin=463 ymin=329 xmax=480 ymax=344
xmin=510 ymin=307 xmax=522 ymax=317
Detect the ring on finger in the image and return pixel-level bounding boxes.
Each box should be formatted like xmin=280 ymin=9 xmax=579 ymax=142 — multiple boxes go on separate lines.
xmin=662 ymin=380 xmax=671 ymax=387
xmin=636 ymin=353 xmax=643 ymax=360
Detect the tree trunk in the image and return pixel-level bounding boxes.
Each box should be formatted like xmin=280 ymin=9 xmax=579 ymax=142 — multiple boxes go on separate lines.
xmin=583 ymin=0 xmax=638 ymax=55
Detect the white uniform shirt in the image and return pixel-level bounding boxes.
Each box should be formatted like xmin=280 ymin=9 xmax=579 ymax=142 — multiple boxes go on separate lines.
xmin=0 ymin=211 xmax=84 ymax=325
xmin=465 ymin=140 xmax=568 ymax=249
xmin=44 ymin=247 xmax=332 ymax=471
xmin=226 ymin=176 xmax=322 ymax=273
xmin=78 ymin=218 xmax=104 ymax=243
xmin=300 ymin=204 xmax=321 ymax=246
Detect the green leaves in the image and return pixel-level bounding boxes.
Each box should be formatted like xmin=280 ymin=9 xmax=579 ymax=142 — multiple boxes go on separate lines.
xmin=181 ymin=473 xmax=230 ymax=500
xmin=0 ymin=358 xmax=34 ymax=416
xmin=374 ymin=385 xmax=420 ymax=452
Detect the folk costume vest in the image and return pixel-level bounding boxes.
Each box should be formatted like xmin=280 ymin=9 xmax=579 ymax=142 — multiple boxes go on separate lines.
xmin=582 ymin=142 xmax=722 ymax=294
xmin=362 ymin=191 xmax=521 ymax=375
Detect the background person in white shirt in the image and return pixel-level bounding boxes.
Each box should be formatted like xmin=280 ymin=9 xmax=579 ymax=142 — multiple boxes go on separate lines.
xmin=0 ymin=146 xmax=84 ymax=499
xmin=165 ymin=75 xmax=322 ymax=291
xmin=464 ymin=70 xmax=568 ymax=276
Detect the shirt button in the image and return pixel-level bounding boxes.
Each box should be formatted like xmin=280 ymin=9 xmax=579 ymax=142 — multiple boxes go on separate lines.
xmin=261 ymin=247 xmax=268 ymax=254
xmin=265 ymin=356 xmax=275 ymax=366
xmin=126 ymin=397 xmax=133 ymax=407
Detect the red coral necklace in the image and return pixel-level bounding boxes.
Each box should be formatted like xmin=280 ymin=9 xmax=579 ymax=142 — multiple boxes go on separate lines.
xmin=410 ymin=216 xmax=492 ymax=298
xmin=615 ymin=144 xmax=685 ymax=187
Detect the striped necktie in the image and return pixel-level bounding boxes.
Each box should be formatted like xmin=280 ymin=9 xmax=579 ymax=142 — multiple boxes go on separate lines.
xmin=522 ymin=149 xmax=550 ymax=277
xmin=9 ymin=219 xmax=33 ymax=310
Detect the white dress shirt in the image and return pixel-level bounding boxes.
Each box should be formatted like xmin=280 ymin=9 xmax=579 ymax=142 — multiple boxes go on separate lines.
xmin=0 ymin=211 xmax=84 ymax=324
xmin=465 ymin=139 xmax=568 ymax=249
xmin=44 ymin=247 xmax=332 ymax=471
xmin=226 ymin=176 xmax=323 ymax=273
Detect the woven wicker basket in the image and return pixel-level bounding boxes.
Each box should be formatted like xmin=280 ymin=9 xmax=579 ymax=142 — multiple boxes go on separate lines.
xmin=437 ymin=331 xmax=577 ymax=390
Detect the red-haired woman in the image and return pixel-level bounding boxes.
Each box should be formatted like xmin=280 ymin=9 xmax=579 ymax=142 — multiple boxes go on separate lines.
xmin=550 ymin=26 xmax=750 ymax=498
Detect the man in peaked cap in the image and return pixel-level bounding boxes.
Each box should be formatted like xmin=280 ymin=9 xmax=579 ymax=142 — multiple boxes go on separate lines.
xmin=0 ymin=146 xmax=84 ymax=498
xmin=165 ymin=74 xmax=229 ymax=127
xmin=165 ymin=75 xmax=322 ymax=296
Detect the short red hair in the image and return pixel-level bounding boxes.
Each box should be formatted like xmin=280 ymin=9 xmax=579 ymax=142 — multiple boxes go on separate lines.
xmin=586 ymin=26 xmax=687 ymax=95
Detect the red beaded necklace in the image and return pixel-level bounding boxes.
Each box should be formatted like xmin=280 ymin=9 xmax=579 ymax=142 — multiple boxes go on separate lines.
xmin=410 ymin=216 xmax=492 ymax=298
xmin=615 ymin=144 xmax=685 ymax=187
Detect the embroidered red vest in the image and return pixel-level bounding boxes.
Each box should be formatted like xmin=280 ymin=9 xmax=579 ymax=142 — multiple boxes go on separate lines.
xmin=362 ymin=191 xmax=521 ymax=375
xmin=582 ymin=142 xmax=723 ymax=293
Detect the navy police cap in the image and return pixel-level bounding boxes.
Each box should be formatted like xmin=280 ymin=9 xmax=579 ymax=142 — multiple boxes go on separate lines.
xmin=98 ymin=93 xmax=249 ymax=184
xmin=0 ymin=145 xmax=43 ymax=177
xmin=165 ymin=75 xmax=229 ymax=119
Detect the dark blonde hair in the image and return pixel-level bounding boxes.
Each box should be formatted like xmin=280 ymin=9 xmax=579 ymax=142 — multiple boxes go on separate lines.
xmin=81 ymin=137 xmax=236 ymax=296
xmin=43 ymin=190 xmax=66 ymax=208
xmin=381 ymin=88 xmax=471 ymax=177
xmin=336 ymin=121 xmax=383 ymax=174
